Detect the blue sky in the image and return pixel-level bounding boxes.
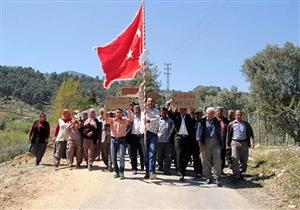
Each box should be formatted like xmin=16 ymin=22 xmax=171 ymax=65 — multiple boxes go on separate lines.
xmin=0 ymin=0 xmax=299 ymax=92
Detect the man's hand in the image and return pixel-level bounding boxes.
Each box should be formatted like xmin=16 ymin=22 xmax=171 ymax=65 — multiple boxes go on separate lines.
xmin=165 ymin=99 xmax=173 ymax=108
xmin=87 ymin=131 xmax=93 ymax=137
xmin=199 ymin=141 xmax=205 ymax=148
xmin=251 ymin=140 xmax=256 ymax=149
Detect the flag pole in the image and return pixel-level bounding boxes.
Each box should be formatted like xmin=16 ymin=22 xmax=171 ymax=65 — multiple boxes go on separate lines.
xmin=142 ymin=0 xmax=147 ymax=101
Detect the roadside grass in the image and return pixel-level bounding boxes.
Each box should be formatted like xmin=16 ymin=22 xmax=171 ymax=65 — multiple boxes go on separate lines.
xmin=248 ymin=145 xmax=300 ymax=207
xmin=0 ymin=97 xmax=43 ymax=163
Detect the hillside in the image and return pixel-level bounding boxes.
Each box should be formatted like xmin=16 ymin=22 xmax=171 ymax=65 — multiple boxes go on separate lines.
xmin=0 ymin=66 xmax=102 ymax=108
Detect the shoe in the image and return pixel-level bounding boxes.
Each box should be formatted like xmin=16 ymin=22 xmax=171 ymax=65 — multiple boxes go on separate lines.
xmin=215 ymin=178 xmax=222 ymax=187
xmin=206 ymin=178 xmax=212 ymax=184
xmin=132 ymin=170 xmax=137 ymax=175
xmin=75 ymin=164 xmax=80 ymax=169
xmin=113 ymin=173 xmax=119 ymax=178
xmin=239 ymin=175 xmax=245 ymax=181
xmin=195 ymin=173 xmax=202 ymax=178
xmin=158 ymin=167 xmax=163 ymax=172
xmin=164 ymin=171 xmax=171 ymax=175
xmin=88 ymin=165 xmax=92 ymax=171
xmin=144 ymin=173 xmax=150 ymax=179
xmin=179 ymin=176 xmax=185 ymax=182
xmin=149 ymin=173 xmax=157 ymax=180
xmin=119 ymin=172 xmax=125 ymax=179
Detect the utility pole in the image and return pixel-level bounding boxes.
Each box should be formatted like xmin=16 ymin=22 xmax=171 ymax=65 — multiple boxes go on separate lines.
xmin=164 ymin=62 xmax=172 ymax=91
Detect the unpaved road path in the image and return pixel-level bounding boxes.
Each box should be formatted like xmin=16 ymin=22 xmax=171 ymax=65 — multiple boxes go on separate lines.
xmin=1 ymin=148 xmax=265 ymax=210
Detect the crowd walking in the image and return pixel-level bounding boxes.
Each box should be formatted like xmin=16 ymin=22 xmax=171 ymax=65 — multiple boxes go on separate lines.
xmin=28 ymin=83 xmax=255 ymax=186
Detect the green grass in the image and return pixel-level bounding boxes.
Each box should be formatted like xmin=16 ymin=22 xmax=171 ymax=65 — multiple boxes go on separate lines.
xmin=248 ymin=146 xmax=300 ymax=206
xmin=0 ymin=97 xmax=44 ymax=163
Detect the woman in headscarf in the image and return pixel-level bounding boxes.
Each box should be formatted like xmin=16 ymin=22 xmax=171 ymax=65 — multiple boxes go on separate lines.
xmin=28 ymin=112 xmax=50 ymax=165
xmin=81 ymin=108 xmax=102 ymax=171
xmin=53 ymin=109 xmax=72 ymax=167
xmin=66 ymin=118 xmax=82 ymax=168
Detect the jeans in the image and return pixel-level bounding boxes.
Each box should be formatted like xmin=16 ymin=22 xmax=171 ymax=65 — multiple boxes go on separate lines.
xmin=110 ymin=137 xmax=126 ymax=174
xmin=145 ymin=131 xmax=158 ymax=174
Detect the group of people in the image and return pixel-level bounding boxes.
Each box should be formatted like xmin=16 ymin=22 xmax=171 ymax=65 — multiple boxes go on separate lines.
xmin=28 ymin=80 xmax=255 ymax=186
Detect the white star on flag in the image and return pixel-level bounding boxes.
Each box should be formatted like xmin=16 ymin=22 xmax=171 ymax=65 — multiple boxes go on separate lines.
xmin=127 ymin=50 xmax=133 ymax=60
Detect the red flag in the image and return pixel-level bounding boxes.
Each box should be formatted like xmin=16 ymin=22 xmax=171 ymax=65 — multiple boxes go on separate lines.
xmin=96 ymin=5 xmax=144 ymax=89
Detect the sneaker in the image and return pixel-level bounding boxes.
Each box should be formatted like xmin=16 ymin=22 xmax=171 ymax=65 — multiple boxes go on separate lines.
xmin=113 ymin=173 xmax=119 ymax=178
xmin=149 ymin=173 xmax=157 ymax=180
xmin=88 ymin=165 xmax=92 ymax=171
xmin=215 ymin=178 xmax=222 ymax=187
xmin=132 ymin=170 xmax=137 ymax=175
xmin=144 ymin=173 xmax=150 ymax=179
xmin=120 ymin=172 xmax=125 ymax=179
xmin=206 ymin=178 xmax=212 ymax=184
xmin=179 ymin=176 xmax=185 ymax=182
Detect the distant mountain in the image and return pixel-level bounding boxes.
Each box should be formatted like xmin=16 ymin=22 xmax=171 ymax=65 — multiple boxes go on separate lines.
xmin=63 ymin=71 xmax=89 ymax=78
xmin=0 ymin=66 xmax=102 ymax=108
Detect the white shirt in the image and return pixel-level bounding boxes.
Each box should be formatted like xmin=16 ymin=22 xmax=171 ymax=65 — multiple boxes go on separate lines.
xmin=55 ymin=119 xmax=69 ymax=142
xmin=131 ymin=115 xmax=144 ymax=135
xmin=178 ymin=115 xmax=189 ymax=135
xmin=138 ymin=88 xmax=160 ymax=134
xmin=141 ymin=108 xmax=160 ymax=134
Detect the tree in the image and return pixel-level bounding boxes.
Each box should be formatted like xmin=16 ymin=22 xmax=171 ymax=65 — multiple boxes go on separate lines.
xmin=53 ymin=78 xmax=89 ymax=120
xmin=241 ymin=42 xmax=300 ymax=144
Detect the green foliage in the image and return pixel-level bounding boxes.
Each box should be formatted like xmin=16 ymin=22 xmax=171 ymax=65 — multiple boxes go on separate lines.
xmin=0 ymin=66 xmax=102 ymax=109
xmin=53 ymin=78 xmax=90 ymax=119
xmin=193 ymin=85 xmax=254 ymax=113
xmin=241 ymin=42 xmax=300 ymax=143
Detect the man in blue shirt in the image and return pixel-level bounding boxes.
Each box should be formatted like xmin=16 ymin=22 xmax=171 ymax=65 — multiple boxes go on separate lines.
xmin=196 ymin=107 xmax=222 ymax=186
xmin=226 ymin=110 xmax=255 ymax=180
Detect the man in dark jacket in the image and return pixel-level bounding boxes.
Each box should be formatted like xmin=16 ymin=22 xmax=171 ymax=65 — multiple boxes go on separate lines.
xmin=215 ymin=107 xmax=230 ymax=174
xmin=226 ymin=110 xmax=255 ymax=180
xmin=196 ymin=107 xmax=222 ymax=186
xmin=166 ymin=100 xmax=195 ymax=181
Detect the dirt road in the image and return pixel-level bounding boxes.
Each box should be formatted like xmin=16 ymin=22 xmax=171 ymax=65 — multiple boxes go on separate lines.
xmin=0 ymin=149 xmax=265 ymax=210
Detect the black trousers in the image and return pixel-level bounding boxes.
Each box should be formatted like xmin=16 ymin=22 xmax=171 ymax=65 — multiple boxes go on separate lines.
xmin=174 ymin=135 xmax=191 ymax=177
xmin=129 ymin=134 xmax=144 ymax=171
xmin=157 ymin=142 xmax=173 ymax=172
xmin=191 ymin=140 xmax=203 ymax=175
xmin=30 ymin=142 xmax=47 ymax=164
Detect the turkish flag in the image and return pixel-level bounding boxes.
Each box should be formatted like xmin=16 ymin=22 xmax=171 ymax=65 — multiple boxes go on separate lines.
xmin=96 ymin=5 xmax=144 ymax=89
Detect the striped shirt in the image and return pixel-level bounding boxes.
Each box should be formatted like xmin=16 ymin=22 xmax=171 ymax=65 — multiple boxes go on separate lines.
xmin=158 ymin=117 xmax=174 ymax=143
